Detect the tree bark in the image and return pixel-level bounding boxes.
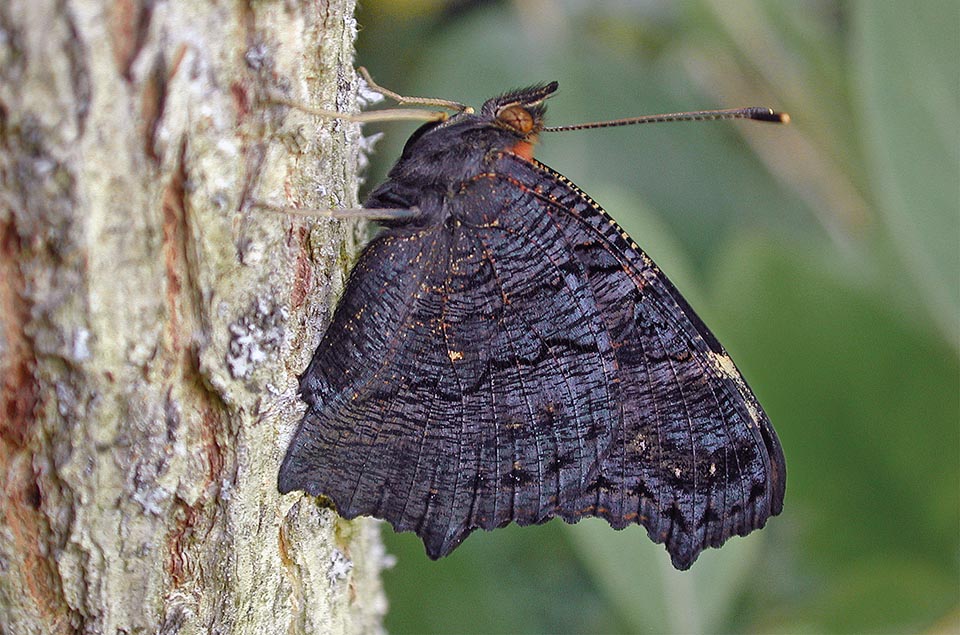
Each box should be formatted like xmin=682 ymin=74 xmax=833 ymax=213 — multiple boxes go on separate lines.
xmin=0 ymin=1 xmax=387 ymax=633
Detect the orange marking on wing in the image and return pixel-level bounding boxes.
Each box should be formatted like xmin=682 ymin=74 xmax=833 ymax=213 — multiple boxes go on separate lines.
xmin=509 ymin=139 xmax=536 ymax=161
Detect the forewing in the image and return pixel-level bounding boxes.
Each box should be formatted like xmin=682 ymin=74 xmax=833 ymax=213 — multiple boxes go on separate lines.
xmin=451 ymin=153 xmax=786 ymax=569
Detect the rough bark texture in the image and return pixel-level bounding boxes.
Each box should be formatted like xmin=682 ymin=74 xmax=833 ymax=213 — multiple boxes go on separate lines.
xmin=0 ymin=1 xmax=387 ymax=633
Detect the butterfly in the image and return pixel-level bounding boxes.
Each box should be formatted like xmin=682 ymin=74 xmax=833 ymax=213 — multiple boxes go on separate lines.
xmin=277 ymin=76 xmax=786 ymax=570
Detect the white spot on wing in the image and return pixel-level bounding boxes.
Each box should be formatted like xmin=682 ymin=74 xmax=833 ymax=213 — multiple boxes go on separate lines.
xmin=706 ymin=350 xmax=762 ymax=426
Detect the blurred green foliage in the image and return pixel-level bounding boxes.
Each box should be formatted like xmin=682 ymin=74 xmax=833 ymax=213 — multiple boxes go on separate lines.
xmin=350 ymin=1 xmax=959 ymax=632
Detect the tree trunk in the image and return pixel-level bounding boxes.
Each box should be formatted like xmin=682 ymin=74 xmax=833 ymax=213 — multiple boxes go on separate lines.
xmin=0 ymin=1 xmax=387 ymax=633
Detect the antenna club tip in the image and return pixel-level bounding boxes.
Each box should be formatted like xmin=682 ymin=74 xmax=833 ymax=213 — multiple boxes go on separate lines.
xmin=749 ymin=108 xmax=790 ymax=124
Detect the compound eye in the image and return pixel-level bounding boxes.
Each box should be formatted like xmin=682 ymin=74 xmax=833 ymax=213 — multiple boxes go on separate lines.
xmin=496 ymin=105 xmax=535 ymax=135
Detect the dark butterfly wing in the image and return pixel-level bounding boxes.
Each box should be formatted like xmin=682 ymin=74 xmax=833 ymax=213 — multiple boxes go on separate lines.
xmin=279 ymin=152 xmax=785 ymax=570
xmin=465 ymin=154 xmax=786 ymax=568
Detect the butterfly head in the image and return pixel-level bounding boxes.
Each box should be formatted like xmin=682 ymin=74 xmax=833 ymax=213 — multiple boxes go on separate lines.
xmin=481 ymin=82 xmax=558 ymax=134
xmin=481 ymin=81 xmax=558 ymax=159
xmin=397 ymin=82 xmax=559 ymax=166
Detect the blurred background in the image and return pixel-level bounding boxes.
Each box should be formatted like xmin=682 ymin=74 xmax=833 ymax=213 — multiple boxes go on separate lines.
xmin=349 ymin=1 xmax=959 ymax=632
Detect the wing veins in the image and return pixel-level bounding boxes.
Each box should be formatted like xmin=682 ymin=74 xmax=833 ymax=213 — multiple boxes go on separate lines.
xmin=397 ymin=236 xmax=456 ymax=528
xmin=474 ymin=237 xmax=540 ymax=525
xmin=437 ymin=227 xmax=469 ymax=549
xmin=467 ymin=215 xmax=624 ymax=516
xmin=472 ymin=230 xmax=604 ymax=522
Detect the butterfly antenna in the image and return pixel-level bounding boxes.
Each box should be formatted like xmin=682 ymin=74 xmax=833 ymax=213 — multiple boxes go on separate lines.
xmin=543 ymin=106 xmax=789 ymax=132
